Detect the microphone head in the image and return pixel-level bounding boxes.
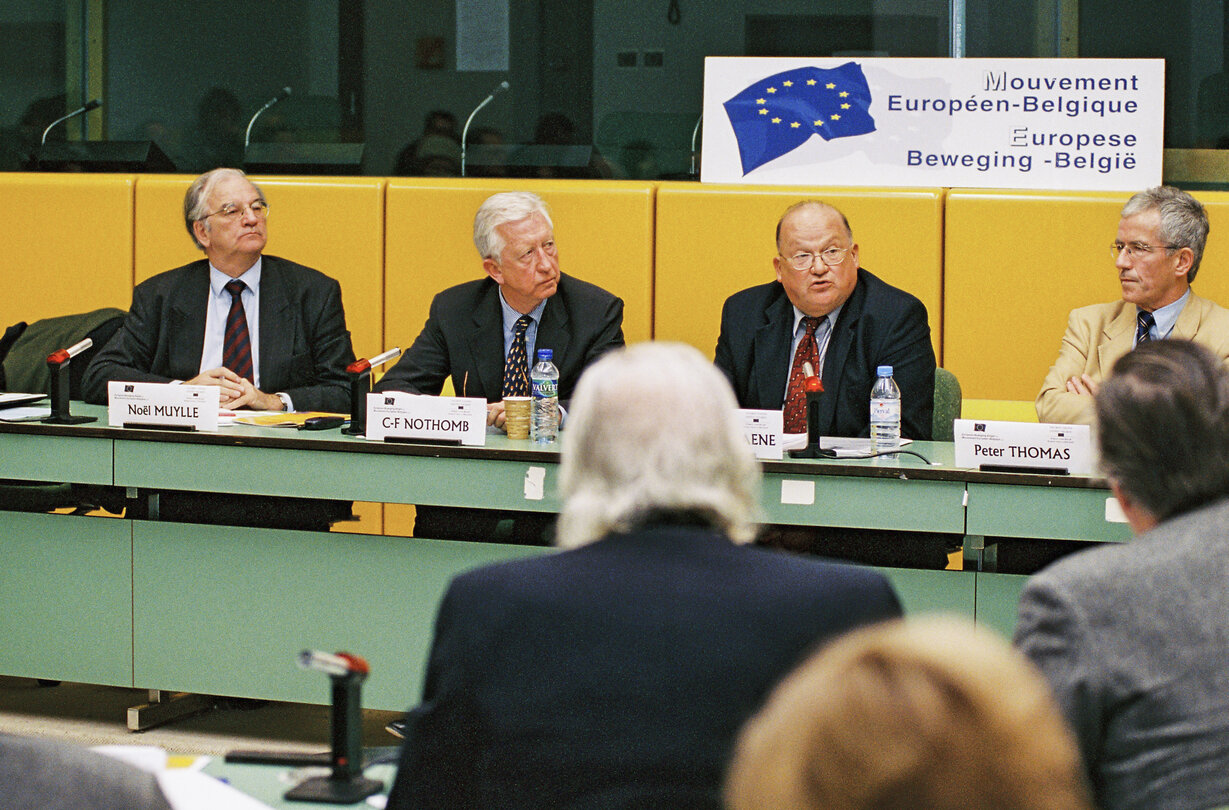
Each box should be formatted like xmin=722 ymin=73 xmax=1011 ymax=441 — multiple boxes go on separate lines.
xmin=279 ymin=86 xmax=292 ymax=99
xmin=494 ymin=81 xmax=510 ymax=95
xmin=83 ymin=99 xmax=102 ymax=112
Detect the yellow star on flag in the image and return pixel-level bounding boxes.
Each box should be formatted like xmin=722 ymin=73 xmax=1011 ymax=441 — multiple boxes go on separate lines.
xmin=766 ymin=87 xmax=777 ymax=93
xmin=771 ymin=117 xmax=781 ymax=123
xmin=782 ymin=80 xmax=793 ymax=87
xmin=839 ymin=91 xmax=849 ymax=97
xmin=758 ymin=108 xmax=768 ymax=115
xmin=807 ymin=79 xmax=817 ymax=85
xmin=756 ymin=98 xmax=766 ymax=104
xmin=830 ymin=113 xmax=841 ymax=120
xmin=841 ymin=103 xmax=851 ymax=109
xmin=826 ymin=83 xmax=836 ymax=89
xmin=790 ymin=121 xmax=800 ymax=128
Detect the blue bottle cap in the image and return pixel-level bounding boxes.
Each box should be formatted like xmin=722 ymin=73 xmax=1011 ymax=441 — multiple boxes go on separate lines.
xmin=877 ymin=365 xmax=893 ymax=376
xmin=536 ymin=348 xmax=553 ymax=361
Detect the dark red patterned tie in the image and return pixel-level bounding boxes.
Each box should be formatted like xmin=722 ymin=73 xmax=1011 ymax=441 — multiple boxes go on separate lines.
xmin=502 ymin=315 xmax=532 ymax=397
xmin=784 ymin=316 xmax=825 ymax=434
xmin=223 ymin=280 xmax=254 ymax=383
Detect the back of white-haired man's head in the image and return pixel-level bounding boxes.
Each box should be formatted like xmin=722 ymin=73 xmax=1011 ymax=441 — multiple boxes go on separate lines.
xmin=555 ymin=342 xmax=762 ymax=549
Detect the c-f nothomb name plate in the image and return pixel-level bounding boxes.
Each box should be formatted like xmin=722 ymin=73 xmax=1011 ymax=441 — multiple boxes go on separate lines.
xmin=702 ymin=57 xmax=1163 ymax=191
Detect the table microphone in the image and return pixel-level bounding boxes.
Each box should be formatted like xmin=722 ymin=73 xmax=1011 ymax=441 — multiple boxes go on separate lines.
xmin=461 ymin=80 xmax=509 ymax=177
xmin=42 ymin=99 xmax=101 ymax=146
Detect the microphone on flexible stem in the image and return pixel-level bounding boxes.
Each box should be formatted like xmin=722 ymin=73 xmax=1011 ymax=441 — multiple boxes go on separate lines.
xmin=461 ymin=80 xmax=510 ymax=177
xmin=789 ymin=364 xmax=825 ymax=459
xmin=244 ymin=86 xmax=292 ymax=149
xmin=41 ymin=99 xmax=101 ymax=146
xmin=42 ymin=338 xmax=97 ymax=425
xmin=690 ymin=113 xmax=703 ymax=177
xmin=343 ymin=347 xmax=402 ymax=435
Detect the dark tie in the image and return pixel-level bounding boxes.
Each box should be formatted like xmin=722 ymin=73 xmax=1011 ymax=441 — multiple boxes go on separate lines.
xmin=223 ymin=280 xmax=254 ymax=383
xmin=502 ymin=315 xmax=532 ymax=397
xmin=1136 ymin=310 xmax=1156 ymax=345
xmin=784 ymin=316 xmax=825 ymax=434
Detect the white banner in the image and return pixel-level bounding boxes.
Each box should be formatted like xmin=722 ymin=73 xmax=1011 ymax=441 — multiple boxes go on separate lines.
xmin=702 ymin=57 xmax=1164 ymax=191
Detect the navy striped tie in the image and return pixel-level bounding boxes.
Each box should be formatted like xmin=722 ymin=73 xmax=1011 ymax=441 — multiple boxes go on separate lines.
xmin=502 ymin=315 xmax=532 ymax=397
xmin=223 ymin=280 xmax=254 ymax=383
xmin=1136 ymin=310 xmax=1155 ymax=346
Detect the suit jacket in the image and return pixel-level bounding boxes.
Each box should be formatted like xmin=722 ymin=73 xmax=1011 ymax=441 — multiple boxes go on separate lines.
xmin=1036 ymin=292 xmax=1229 ymax=425
xmin=375 ymin=274 xmax=624 ymax=402
xmin=714 ymin=269 xmax=936 ymax=440
xmin=386 ymin=525 xmax=902 ymax=809
xmin=83 ymin=256 xmax=355 ymax=412
xmin=0 ymin=733 xmax=173 ymax=810
xmin=1014 ymin=497 xmax=1229 ymax=810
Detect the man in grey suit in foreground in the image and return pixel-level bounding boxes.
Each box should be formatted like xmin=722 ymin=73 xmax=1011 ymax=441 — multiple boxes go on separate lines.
xmin=1015 ymin=339 xmax=1229 ymax=810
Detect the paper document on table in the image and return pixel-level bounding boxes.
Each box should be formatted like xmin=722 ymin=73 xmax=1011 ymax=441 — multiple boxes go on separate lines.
xmin=0 ymin=405 xmax=51 ymax=422
xmin=0 ymin=392 xmax=47 ymax=409
xmin=780 ymin=433 xmax=913 ymax=456
xmin=233 ymin=411 xmax=345 ymax=427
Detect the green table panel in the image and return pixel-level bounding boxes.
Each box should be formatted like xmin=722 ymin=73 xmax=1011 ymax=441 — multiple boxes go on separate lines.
xmin=974 ymin=571 xmax=1031 ymax=639
xmin=967 ymin=482 xmax=1132 ymax=542
xmin=132 ymin=522 xmax=550 ymax=709
xmin=881 ymin=567 xmax=976 ymax=618
xmin=761 ymin=475 xmax=965 ymax=533
xmin=0 ymin=433 xmax=112 ymax=484
xmin=114 ymin=440 xmax=562 ymax=512
xmin=0 ymin=512 xmax=132 ymax=685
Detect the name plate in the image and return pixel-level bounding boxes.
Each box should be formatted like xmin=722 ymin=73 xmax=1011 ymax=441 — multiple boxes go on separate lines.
xmin=107 ymin=381 xmax=219 ymax=431
xmin=740 ymin=409 xmax=784 ymax=459
xmin=954 ymin=419 xmax=1091 ymax=474
xmin=365 ymin=392 xmax=486 ymax=445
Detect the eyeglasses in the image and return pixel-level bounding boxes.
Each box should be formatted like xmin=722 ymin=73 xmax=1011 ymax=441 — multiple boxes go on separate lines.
xmin=201 ymin=200 xmax=270 ymax=221
xmin=1111 ymin=241 xmax=1178 ymax=260
xmin=781 ymin=246 xmax=850 ymax=271
xmin=507 ymin=241 xmax=557 ymax=266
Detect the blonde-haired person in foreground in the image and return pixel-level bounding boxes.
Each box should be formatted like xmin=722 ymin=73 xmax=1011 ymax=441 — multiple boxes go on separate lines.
xmin=386 ymin=342 xmax=902 ymax=810
xmin=726 ymin=617 xmax=1093 ymax=810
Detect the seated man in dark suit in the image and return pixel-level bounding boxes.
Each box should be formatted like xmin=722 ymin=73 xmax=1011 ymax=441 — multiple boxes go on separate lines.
xmin=715 ymin=200 xmax=941 ymax=566
xmin=375 ymin=190 xmax=623 ymax=540
xmin=386 ymin=342 xmax=902 ymax=809
xmin=715 ymin=199 xmax=935 ymax=439
xmin=1015 ymin=339 xmax=1229 ymax=810
xmin=82 ymin=168 xmax=357 ymax=530
xmin=84 ymin=167 xmax=354 ymax=412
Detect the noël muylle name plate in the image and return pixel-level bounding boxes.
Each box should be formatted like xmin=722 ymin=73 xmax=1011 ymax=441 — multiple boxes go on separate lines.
xmin=108 ymin=381 xmax=220 ymax=431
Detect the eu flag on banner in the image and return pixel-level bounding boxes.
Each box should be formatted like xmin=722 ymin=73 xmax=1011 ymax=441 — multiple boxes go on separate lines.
xmin=723 ymin=63 xmax=876 ymax=174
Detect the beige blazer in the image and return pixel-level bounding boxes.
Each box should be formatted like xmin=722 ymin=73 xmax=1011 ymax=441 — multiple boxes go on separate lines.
xmin=1035 ymin=291 xmax=1229 ymax=425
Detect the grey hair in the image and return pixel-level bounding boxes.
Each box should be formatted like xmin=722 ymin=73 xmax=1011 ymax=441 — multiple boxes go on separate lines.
xmin=1096 ymin=339 xmax=1229 ymax=521
xmin=472 ymin=191 xmax=553 ymax=259
xmin=1120 ymin=186 xmax=1209 ymax=282
xmin=183 ymin=168 xmax=263 ymax=250
xmin=776 ymin=200 xmax=853 ymax=251
xmin=555 ymin=342 xmax=762 ymax=549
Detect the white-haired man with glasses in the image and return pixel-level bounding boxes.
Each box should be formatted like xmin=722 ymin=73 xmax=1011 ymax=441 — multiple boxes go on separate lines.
xmin=84 ymin=167 xmax=355 ymax=413
xmin=1036 ymin=185 xmax=1229 ymax=425
xmin=715 ymin=200 xmax=936 ymax=440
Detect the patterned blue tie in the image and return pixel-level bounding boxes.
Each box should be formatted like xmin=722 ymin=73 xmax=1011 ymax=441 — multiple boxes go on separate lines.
xmin=223 ymin=280 xmax=254 ymax=383
xmin=502 ymin=315 xmax=532 ymax=397
xmin=1136 ymin=310 xmax=1155 ymax=346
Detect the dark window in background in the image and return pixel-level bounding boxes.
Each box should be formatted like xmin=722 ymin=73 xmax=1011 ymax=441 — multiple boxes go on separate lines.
xmin=2 ymin=0 xmax=1227 ymax=184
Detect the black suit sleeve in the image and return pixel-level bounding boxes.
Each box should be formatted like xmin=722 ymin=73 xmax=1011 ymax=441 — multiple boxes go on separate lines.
xmin=879 ymin=295 xmax=936 ymax=441
xmin=386 ymin=583 xmax=484 ymax=809
xmin=82 ymin=283 xmax=175 ymax=404
xmin=277 ymin=276 xmax=354 ymax=413
xmin=374 ymin=293 xmax=451 ymax=396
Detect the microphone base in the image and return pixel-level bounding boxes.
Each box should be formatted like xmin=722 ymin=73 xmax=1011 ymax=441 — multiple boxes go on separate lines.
xmin=42 ymin=414 xmax=96 ymax=426
xmin=788 ymin=444 xmax=828 ymax=459
xmin=284 ymin=775 xmax=383 ymax=805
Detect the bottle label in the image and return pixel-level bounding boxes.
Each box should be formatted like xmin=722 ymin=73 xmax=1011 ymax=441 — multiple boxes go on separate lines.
xmin=870 ymin=398 xmax=901 ymax=423
xmin=532 ymin=378 xmax=557 ymax=399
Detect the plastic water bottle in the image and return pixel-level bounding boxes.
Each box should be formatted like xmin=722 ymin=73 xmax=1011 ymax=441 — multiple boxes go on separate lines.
xmin=531 ymin=348 xmax=560 ymax=445
xmin=869 ymin=365 xmax=901 ymax=458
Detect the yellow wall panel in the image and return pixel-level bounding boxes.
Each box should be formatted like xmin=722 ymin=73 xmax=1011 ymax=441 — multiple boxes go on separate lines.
xmin=654 ymin=183 xmax=944 ymax=365
xmin=384 ymin=178 xmax=654 ymax=370
xmin=0 ymin=173 xmax=134 ymax=327
xmin=133 ymin=174 xmax=386 ymax=360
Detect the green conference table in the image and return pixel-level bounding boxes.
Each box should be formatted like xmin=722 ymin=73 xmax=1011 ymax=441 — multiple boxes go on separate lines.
xmin=0 ymin=404 xmax=1130 ymax=712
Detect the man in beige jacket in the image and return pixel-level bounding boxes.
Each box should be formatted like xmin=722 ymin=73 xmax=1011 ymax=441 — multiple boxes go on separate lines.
xmin=1036 ymin=186 xmax=1229 ymax=425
